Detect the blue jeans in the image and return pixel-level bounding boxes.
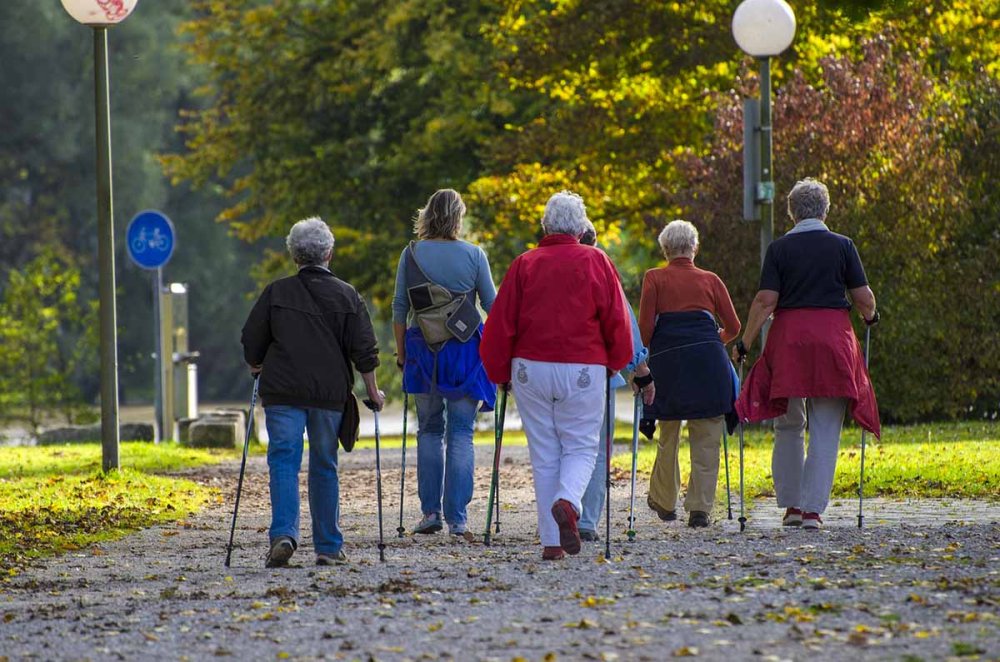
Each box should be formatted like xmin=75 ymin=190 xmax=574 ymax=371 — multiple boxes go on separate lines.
xmin=265 ymin=405 xmax=343 ymax=555
xmin=580 ymin=393 xmax=616 ymax=532
xmin=414 ymin=394 xmax=478 ymax=531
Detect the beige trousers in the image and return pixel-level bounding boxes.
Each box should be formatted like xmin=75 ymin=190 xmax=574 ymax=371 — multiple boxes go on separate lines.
xmin=648 ymin=416 xmax=725 ymax=514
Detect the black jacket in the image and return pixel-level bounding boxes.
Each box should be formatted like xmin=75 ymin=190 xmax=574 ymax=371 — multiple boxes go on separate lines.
xmin=241 ymin=266 xmax=380 ymax=411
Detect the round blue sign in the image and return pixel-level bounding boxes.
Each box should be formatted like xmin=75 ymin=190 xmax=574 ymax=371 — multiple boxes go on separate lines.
xmin=126 ymin=210 xmax=175 ymax=269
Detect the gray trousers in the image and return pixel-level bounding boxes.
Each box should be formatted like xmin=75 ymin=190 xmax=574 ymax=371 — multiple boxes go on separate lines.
xmin=772 ymin=397 xmax=848 ymax=514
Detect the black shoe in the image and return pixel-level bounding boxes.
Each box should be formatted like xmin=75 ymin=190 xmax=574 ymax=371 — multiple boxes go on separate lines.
xmin=265 ymin=536 xmax=295 ymax=568
xmin=688 ymin=511 xmax=710 ymax=528
xmin=647 ymin=497 xmax=677 ymax=521
xmin=578 ymin=529 xmax=600 ymax=542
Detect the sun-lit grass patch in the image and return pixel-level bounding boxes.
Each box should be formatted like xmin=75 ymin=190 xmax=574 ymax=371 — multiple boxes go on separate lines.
xmin=0 ymin=442 xmax=240 ymax=574
xmin=611 ymin=421 xmax=1000 ymax=501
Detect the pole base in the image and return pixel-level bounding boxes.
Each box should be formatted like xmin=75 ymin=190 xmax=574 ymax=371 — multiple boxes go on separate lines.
xmin=727 ymin=509 xmax=733 ymax=520
xmin=396 ymin=526 xmax=405 ymax=538
xmin=377 ymin=543 xmax=386 ymax=562
xmin=626 ymin=530 xmax=636 ymax=542
xmin=857 ymin=515 xmax=864 ymax=529
xmin=738 ymin=516 xmax=747 ymax=532
xmin=483 ymin=533 xmax=492 ymax=547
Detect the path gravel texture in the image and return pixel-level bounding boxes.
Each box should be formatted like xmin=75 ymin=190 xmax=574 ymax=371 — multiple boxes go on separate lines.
xmin=1 ymin=445 xmax=998 ymax=661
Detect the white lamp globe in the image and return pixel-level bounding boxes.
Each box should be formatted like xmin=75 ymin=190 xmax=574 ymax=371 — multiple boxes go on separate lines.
xmin=60 ymin=0 xmax=139 ymax=26
xmin=732 ymin=0 xmax=797 ymax=57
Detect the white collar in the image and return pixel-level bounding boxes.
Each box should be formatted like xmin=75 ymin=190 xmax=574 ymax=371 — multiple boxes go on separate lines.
xmin=786 ymin=218 xmax=830 ymax=235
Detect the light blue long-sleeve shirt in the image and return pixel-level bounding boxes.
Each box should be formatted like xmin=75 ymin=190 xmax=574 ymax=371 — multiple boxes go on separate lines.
xmin=392 ymin=239 xmax=497 ymax=325
xmin=611 ymin=306 xmax=648 ymax=388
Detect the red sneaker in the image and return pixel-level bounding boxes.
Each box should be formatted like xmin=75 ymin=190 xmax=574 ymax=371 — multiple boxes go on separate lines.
xmin=550 ymin=499 xmax=582 ymax=555
xmin=802 ymin=512 xmax=823 ymax=529
xmin=782 ymin=508 xmax=803 ymax=527
xmin=542 ymin=546 xmax=565 ymax=561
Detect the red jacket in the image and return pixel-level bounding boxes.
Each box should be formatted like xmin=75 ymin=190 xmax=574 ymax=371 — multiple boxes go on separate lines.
xmin=735 ymin=308 xmax=880 ymax=438
xmin=480 ymin=234 xmax=634 ymax=384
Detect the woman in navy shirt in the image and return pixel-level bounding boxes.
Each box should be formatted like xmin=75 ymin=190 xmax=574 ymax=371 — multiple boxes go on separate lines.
xmin=733 ymin=178 xmax=880 ymax=530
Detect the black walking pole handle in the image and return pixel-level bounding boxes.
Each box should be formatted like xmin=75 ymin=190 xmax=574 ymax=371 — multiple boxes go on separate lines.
xmin=864 ymin=309 xmax=880 ymax=327
xmin=735 ymin=339 xmax=749 ymax=363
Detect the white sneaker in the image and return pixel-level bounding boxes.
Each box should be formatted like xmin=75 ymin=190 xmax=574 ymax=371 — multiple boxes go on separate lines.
xmin=801 ymin=512 xmax=822 ymax=529
xmin=782 ymin=508 xmax=803 ymax=526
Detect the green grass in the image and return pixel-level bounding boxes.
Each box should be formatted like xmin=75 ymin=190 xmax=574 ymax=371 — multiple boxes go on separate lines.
xmin=610 ymin=421 xmax=1000 ymax=501
xmin=0 ymin=442 xmax=243 ymax=574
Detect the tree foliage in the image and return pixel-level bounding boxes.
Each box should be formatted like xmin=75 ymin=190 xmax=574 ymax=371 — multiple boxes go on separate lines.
xmin=0 ymin=252 xmax=97 ymax=432
xmin=162 ymin=0 xmax=999 ymax=421
xmin=669 ymin=38 xmax=999 ymax=420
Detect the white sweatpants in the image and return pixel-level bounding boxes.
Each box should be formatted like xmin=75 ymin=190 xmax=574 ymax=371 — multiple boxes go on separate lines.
xmin=511 ymin=357 xmax=606 ymax=547
xmin=772 ymin=397 xmax=848 ymax=514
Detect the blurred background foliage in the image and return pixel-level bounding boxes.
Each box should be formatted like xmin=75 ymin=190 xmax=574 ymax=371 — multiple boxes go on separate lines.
xmin=0 ymin=0 xmax=997 ymax=422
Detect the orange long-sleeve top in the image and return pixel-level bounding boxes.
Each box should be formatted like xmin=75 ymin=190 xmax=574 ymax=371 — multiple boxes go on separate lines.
xmin=638 ymin=257 xmax=741 ymax=347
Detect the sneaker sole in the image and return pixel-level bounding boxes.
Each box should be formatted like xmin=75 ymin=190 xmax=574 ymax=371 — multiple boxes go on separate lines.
xmin=413 ymin=523 xmax=443 ymax=534
xmin=801 ymin=521 xmax=821 ymax=530
xmin=550 ymin=502 xmax=581 ymax=555
xmin=783 ymin=519 xmax=803 ymax=527
xmin=265 ymin=541 xmax=294 ymax=568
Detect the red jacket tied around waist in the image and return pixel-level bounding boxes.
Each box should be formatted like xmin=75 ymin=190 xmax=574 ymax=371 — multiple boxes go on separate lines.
xmin=735 ymin=308 xmax=880 ymax=439
xmin=480 ymin=234 xmax=634 ymax=385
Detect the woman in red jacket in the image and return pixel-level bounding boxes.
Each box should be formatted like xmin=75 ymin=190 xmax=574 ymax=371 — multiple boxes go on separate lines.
xmin=480 ymin=191 xmax=634 ymax=560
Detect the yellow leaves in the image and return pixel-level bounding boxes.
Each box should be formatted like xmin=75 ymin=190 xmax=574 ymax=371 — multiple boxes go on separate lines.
xmin=672 ymin=646 xmax=699 ymax=657
xmin=563 ymin=618 xmax=599 ymax=629
xmin=427 ymin=622 xmax=443 ymax=632
xmin=579 ymin=595 xmax=617 ymax=607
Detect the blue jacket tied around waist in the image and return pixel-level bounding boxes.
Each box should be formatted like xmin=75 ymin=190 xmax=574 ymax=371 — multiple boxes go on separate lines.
xmin=643 ymin=311 xmax=736 ymax=421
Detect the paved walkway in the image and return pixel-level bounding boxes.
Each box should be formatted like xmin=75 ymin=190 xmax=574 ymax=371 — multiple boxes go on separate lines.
xmin=1 ymin=447 xmax=998 ymax=661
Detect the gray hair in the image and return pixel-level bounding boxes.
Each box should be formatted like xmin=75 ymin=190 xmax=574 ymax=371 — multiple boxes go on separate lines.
xmin=286 ymin=217 xmax=335 ymax=266
xmin=415 ymin=189 xmax=466 ymax=240
xmin=787 ymin=178 xmax=831 ymax=222
xmin=658 ymin=220 xmax=699 ymax=258
xmin=541 ymin=191 xmax=589 ymax=236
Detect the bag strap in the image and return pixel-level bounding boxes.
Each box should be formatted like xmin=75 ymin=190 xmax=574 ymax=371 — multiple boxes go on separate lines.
xmin=405 ymin=241 xmax=470 ymax=297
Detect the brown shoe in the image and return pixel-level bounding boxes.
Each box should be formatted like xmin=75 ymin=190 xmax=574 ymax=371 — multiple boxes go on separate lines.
xmin=550 ymin=499 xmax=582 ymax=555
xmin=647 ymin=497 xmax=677 ymax=521
xmin=542 ymin=546 xmax=565 ymax=561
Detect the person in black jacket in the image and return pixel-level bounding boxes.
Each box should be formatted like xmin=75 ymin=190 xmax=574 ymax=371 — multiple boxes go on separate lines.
xmin=242 ymin=217 xmax=384 ymax=568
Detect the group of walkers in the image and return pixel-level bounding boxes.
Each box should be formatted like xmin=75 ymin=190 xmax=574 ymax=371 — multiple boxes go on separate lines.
xmin=241 ymin=178 xmax=880 ymax=568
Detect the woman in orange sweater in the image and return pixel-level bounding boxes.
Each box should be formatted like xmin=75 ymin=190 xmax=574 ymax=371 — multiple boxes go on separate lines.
xmin=639 ymin=220 xmax=741 ymax=528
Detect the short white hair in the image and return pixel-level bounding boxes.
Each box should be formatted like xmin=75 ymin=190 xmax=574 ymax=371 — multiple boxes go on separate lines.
xmin=286 ymin=217 xmax=335 ymax=265
xmin=541 ymin=191 xmax=589 ymax=236
xmin=658 ymin=220 xmax=699 ymax=258
xmin=787 ymin=178 xmax=831 ymax=221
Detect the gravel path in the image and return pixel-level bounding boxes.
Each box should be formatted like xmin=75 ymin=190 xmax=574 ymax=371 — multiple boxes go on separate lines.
xmin=1 ymin=446 xmax=998 ymax=661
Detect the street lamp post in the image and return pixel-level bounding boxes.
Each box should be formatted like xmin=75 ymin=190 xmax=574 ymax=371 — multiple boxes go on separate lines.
xmin=732 ymin=0 xmax=796 ymax=274
xmin=60 ymin=0 xmax=140 ymax=472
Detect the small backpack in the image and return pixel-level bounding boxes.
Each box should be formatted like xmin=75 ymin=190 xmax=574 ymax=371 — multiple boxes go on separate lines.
xmin=405 ymin=241 xmax=481 ymax=347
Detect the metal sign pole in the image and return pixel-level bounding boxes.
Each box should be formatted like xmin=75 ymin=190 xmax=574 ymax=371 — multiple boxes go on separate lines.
xmin=153 ymin=267 xmax=163 ymax=442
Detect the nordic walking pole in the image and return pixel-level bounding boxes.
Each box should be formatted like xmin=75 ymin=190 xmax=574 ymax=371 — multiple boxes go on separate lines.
xmin=364 ymin=399 xmax=387 ymax=562
xmin=494 ymin=394 xmax=507 ymax=534
xmin=858 ymin=323 xmax=873 ymax=529
xmin=604 ymin=378 xmax=613 ymax=561
xmin=626 ymin=392 xmax=640 ymax=542
xmin=722 ymin=427 xmax=733 ymax=521
xmin=397 ymin=391 xmax=408 ymax=537
xmin=735 ymin=344 xmax=748 ymax=533
xmin=225 ymin=375 xmax=259 ymax=568
xmin=483 ymin=388 xmax=507 ymax=546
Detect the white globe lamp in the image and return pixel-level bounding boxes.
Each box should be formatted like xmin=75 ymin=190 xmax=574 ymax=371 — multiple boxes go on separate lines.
xmin=60 ymin=0 xmax=139 ymax=26
xmin=732 ymin=0 xmax=797 ymax=57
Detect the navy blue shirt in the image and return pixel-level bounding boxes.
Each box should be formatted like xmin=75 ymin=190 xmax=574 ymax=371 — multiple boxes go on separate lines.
xmin=759 ymin=227 xmax=868 ymax=310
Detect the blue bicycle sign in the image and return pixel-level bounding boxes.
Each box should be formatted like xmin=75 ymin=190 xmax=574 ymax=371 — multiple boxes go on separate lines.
xmin=126 ymin=210 xmax=175 ymax=269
